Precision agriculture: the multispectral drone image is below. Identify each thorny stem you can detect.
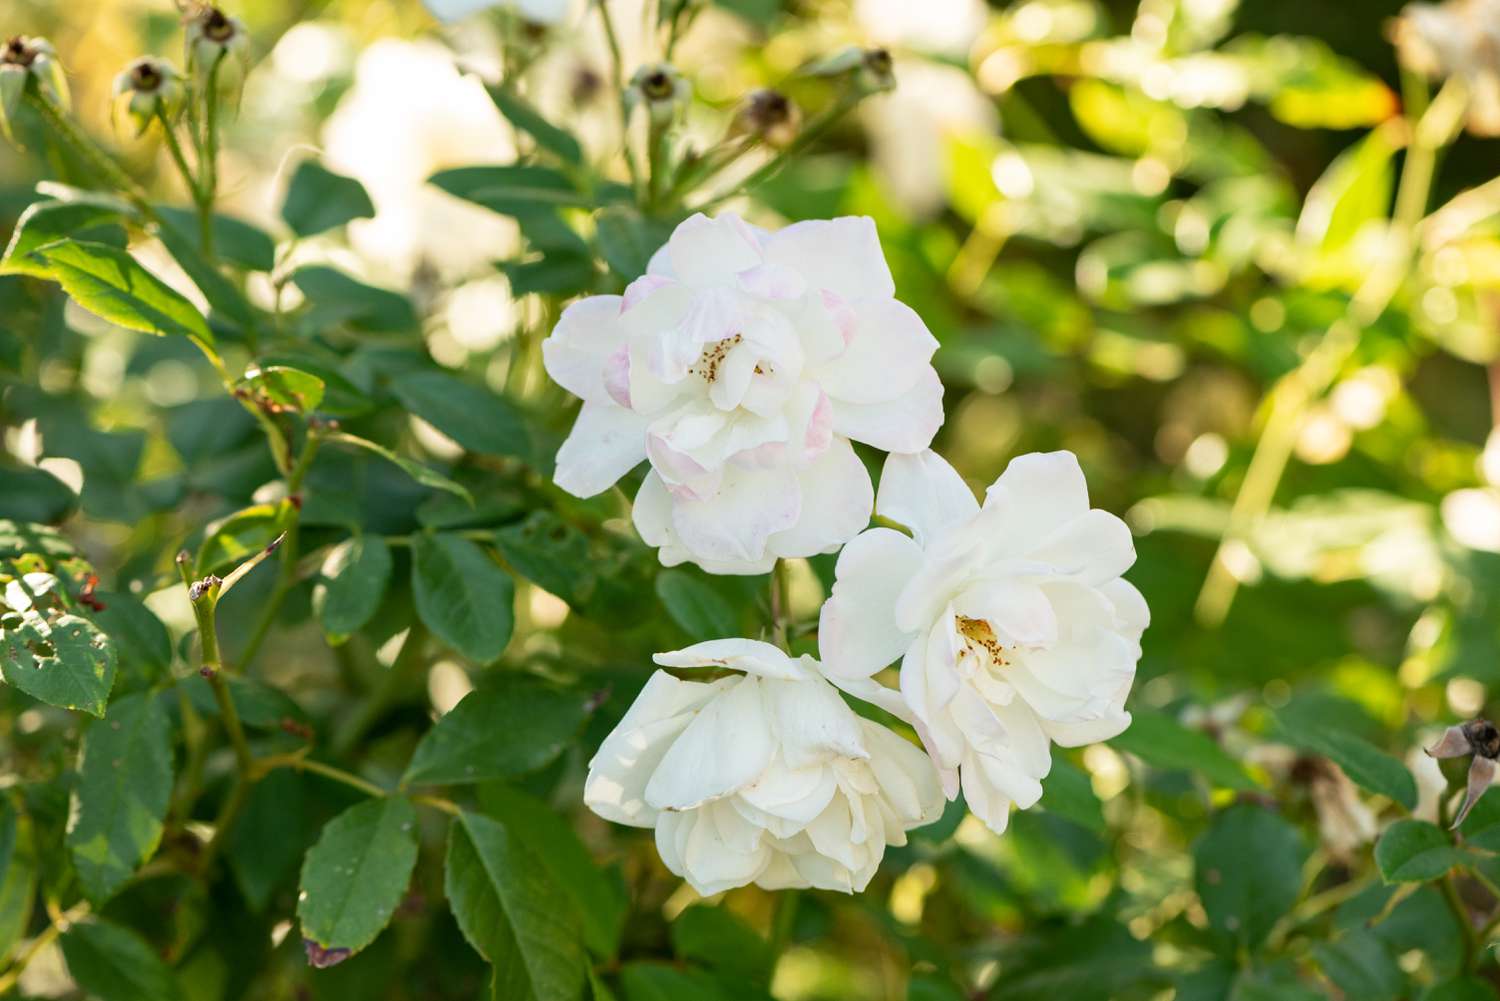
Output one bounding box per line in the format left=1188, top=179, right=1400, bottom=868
left=26, top=89, right=151, bottom=213
left=769, top=559, right=790, bottom=651
left=239, top=428, right=323, bottom=671
left=1442, top=873, right=1480, bottom=970
left=595, top=0, right=641, bottom=196
left=697, top=93, right=859, bottom=210
left=157, top=111, right=200, bottom=201
left=198, top=53, right=225, bottom=260
left=769, top=887, right=800, bottom=961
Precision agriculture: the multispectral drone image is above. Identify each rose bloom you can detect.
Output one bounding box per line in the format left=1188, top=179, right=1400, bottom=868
left=818, top=450, right=1148, bottom=834
left=542, top=212, right=943, bottom=574
left=1392, top=0, right=1500, bottom=135
left=583, top=639, right=944, bottom=895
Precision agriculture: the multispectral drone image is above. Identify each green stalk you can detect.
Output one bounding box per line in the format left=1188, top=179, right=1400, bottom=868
left=696, top=93, right=859, bottom=210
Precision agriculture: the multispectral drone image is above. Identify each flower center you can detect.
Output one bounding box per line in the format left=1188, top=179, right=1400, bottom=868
left=687, top=334, right=742, bottom=384
left=956, top=615, right=1007, bottom=666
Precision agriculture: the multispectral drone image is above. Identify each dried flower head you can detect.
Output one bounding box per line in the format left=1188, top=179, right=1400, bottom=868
left=112, top=57, right=186, bottom=135
left=1426, top=717, right=1500, bottom=827
left=1390, top=0, right=1500, bottom=135
left=627, top=62, right=690, bottom=125
left=0, top=35, right=69, bottom=141
left=184, top=5, right=251, bottom=88
left=807, top=45, right=898, bottom=95
left=732, top=88, right=801, bottom=148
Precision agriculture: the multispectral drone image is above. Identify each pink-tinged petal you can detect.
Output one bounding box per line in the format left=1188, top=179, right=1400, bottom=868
left=620, top=273, right=674, bottom=312
left=541, top=294, right=627, bottom=403
left=553, top=401, right=649, bottom=498
left=803, top=390, right=833, bottom=458
left=762, top=216, right=896, bottom=301
left=644, top=675, right=773, bottom=810
left=737, top=262, right=806, bottom=300
left=765, top=437, right=873, bottom=559
left=832, top=366, right=944, bottom=455
left=818, top=527, right=924, bottom=679
left=875, top=449, right=978, bottom=547
left=817, top=299, right=938, bottom=406
left=668, top=213, right=764, bottom=288
left=653, top=639, right=811, bottom=680
left=603, top=346, right=632, bottom=408
left=669, top=462, right=802, bottom=566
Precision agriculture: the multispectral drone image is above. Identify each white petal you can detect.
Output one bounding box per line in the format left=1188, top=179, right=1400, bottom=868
left=817, top=299, right=937, bottom=405
left=669, top=462, right=802, bottom=566
left=584, top=672, right=728, bottom=826
left=662, top=804, right=770, bottom=896
left=818, top=527, right=924, bottom=679
left=762, top=676, right=868, bottom=769
left=668, top=213, right=764, bottom=288
left=951, top=579, right=1058, bottom=648
left=831, top=365, right=944, bottom=455
left=542, top=295, right=625, bottom=403
left=511, top=0, right=573, bottom=24
left=653, top=639, right=811, bottom=679
left=1028, top=509, right=1136, bottom=585
left=422, top=0, right=496, bottom=21
left=738, top=761, right=838, bottom=827
left=876, top=449, right=978, bottom=547
left=645, top=676, right=774, bottom=811
left=978, top=451, right=1091, bottom=551
left=861, top=720, right=944, bottom=826
left=762, top=216, right=895, bottom=301
left=553, top=400, right=649, bottom=498
left=1100, top=578, right=1150, bottom=639
left=766, top=437, right=874, bottom=559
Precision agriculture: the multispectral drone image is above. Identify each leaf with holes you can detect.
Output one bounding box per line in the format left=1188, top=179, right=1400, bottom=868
left=0, top=611, right=116, bottom=717
left=297, top=796, right=419, bottom=965
left=66, top=692, right=173, bottom=902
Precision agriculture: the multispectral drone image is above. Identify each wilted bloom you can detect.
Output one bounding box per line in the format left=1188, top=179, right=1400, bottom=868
left=808, top=46, right=897, bottom=95
left=583, top=639, right=944, bottom=895
left=541, top=212, right=944, bottom=574
left=112, top=58, right=186, bottom=135
left=1426, top=717, right=1500, bottom=827
left=731, top=89, right=801, bottom=148
left=819, top=449, right=1147, bottom=834
left=422, top=0, right=574, bottom=25
left=1391, top=0, right=1500, bottom=135
left=185, top=6, right=251, bottom=88
left=628, top=63, right=691, bottom=126
left=1, top=36, right=68, bottom=141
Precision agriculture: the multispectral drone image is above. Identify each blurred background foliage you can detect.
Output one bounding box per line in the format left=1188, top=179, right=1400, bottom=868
left=6, top=0, right=1500, bottom=998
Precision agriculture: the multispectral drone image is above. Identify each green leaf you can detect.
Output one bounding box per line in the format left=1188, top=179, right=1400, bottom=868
left=195, top=502, right=290, bottom=576
left=410, top=533, right=515, bottom=663
left=478, top=784, right=626, bottom=957
left=671, top=905, right=772, bottom=984
left=153, top=212, right=259, bottom=333
left=59, top=918, right=184, bottom=1001
left=1422, top=977, right=1500, bottom=1001
left=620, top=963, right=734, bottom=1001
left=1458, top=789, right=1500, bottom=850
left=281, top=160, right=376, bottom=237
left=297, top=796, right=419, bottom=962
left=291, top=266, right=416, bottom=333
left=1311, top=930, right=1404, bottom=1001
left=238, top=364, right=325, bottom=414
left=445, top=810, right=587, bottom=1001
left=0, top=611, right=116, bottom=717
left=324, top=431, right=473, bottom=503
left=908, top=974, right=967, bottom=1001
left=0, top=197, right=127, bottom=277
left=92, top=591, right=171, bottom=687
left=228, top=768, right=314, bottom=912
left=391, top=369, right=531, bottom=462
left=1037, top=756, right=1106, bottom=834
left=1110, top=709, right=1259, bottom=790
left=404, top=675, right=587, bottom=785
left=595, top=207, right=673, bottom=281
left=0, top=798, right=36, bottom=961
left=1295, top=124, right=1399, bottom=271
left=486, top=85, right=584, bottom=166
left=429, top=165, right=587, bottom=216
left=1193, top=804, right=1305, bottom=949
left=153, top=206, right=276, bottom=271
left=495, top=511, right=592, bottom=605
left=313, top=536, right=393, bottom=643
left=0, top=464, right=78, bottom=523
left=655, top=569, right=738, bottom=641
left=182, top=674, right=309, bottom=730
left=1375, top=820, right=1465, bottom=883
left=502, top=253, right=597, bottom=296
left=66, top=692, right=173, bottom=903
left=23, top=240, right=214, bottom=347
left=1276, top=716, right=1417, bottom=809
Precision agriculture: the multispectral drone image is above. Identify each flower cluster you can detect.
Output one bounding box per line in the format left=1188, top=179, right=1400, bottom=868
left=560, top=212, right=1148, bottom=894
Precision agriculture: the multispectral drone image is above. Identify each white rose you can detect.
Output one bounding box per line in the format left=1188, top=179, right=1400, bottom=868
left=542, top=212, right=944, bottom=574
left=818, top=449, right=1148, bottom=834
left=583, top=639, right=944, bottom=895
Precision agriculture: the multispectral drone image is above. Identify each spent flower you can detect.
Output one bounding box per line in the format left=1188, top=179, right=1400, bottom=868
left=731, top=88, right=801, bottom=148
left=819, top=449, right=1147, bottom=834
left=1391, top=0, right=1500, bottom=135
left=583, top=639, right=944, bottom=895
left=628, top=63, right=692, bottom=126
left=1, top=36, right=68, bottom=141
left=185, top=5, right=251, bottom=89
left=541, top=212, right=944, bottom=574
left=1426, top=717, right=1500, bottom=827
left=112, top=58, right=186, bottom=135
